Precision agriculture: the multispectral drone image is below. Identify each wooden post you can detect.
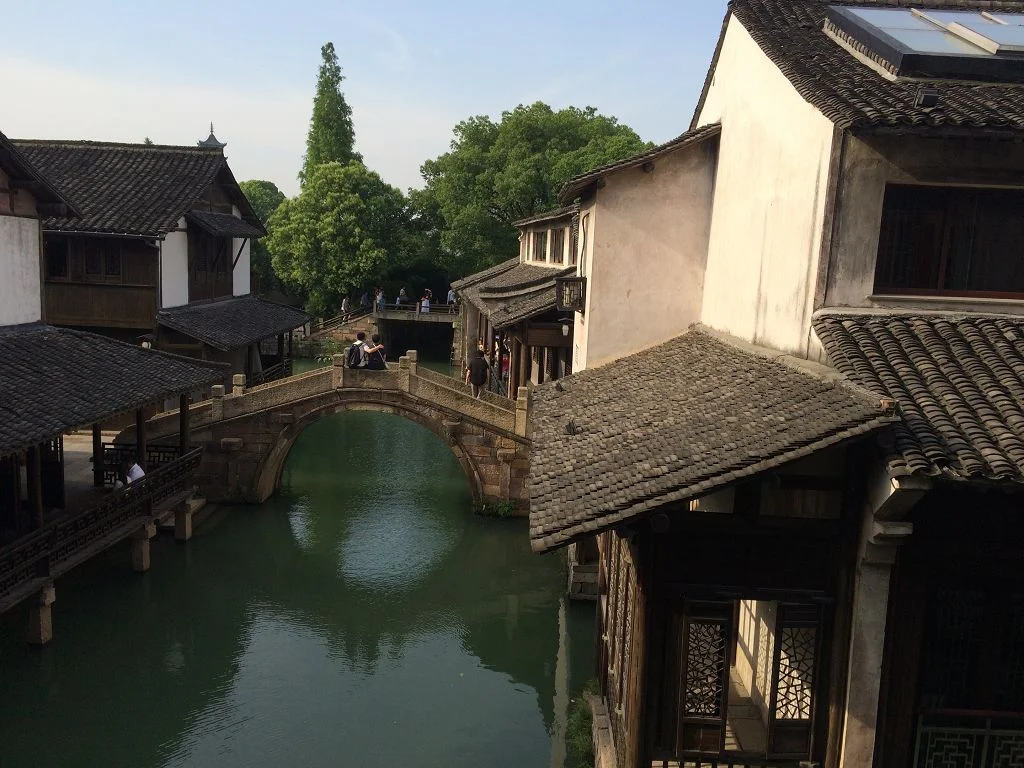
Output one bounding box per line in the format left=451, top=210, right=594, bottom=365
left=27, top=445, right=43, bottom=529
left=288, top=330, right=293, bottom=357
left=92, top=423, right=104, bottom=487
left=26, top=583, right=56, bottom=646
left=178, top=394, right=190, bottom=454
left=519, top=342, right=530, bottom=392
left=277, top=333, right=284, bottom=364
left=135, top=408, right=147, bottom=471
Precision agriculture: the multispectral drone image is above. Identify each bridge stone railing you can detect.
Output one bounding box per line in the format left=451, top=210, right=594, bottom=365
left=134, top=351, right=526, bottom=441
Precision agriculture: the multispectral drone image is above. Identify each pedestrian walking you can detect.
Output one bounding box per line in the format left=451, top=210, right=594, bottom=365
left=465, top=348, right=489, bottom=398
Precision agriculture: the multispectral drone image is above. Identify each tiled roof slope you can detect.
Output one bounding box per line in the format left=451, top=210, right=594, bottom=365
left=528, top=328, right=894, bottom=552
left=708, top=0, right=1024, bottom=134
left=186, top=210, right=264, bottom=238
left=0, top=131, right=73, bottom=207
left=814, top=310, right=1024, bottom=484
left=559, top=124, right=721, bottom=204
left=11, top=140, right=228, bottom=236
left=157, top=295, right=310, bottom=351
left=451, top=258, right=519, bottom=292
left=0, top=324, right=226, bottom=458
left=462, top=262, right=575, bottom=329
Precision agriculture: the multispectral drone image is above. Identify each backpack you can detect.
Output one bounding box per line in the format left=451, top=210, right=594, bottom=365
left=346, top=342, right=363, bottom=368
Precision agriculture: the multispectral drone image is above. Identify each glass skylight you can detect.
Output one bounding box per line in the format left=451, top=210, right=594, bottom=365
left=826, top=6, right=1024, bottom=81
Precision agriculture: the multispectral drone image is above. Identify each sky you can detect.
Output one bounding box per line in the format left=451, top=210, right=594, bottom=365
left=0, top=0, right=729, bottom=197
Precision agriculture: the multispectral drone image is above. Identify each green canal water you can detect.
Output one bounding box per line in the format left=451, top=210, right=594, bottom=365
left=0, top=409, right=595, bottom=767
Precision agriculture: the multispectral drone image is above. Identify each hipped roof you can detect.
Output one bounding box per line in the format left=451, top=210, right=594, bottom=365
left=157, top=295, right=310, bottom=352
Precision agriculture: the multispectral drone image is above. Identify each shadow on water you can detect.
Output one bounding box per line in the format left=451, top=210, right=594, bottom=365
left=0, top=410, right=594, bottom=768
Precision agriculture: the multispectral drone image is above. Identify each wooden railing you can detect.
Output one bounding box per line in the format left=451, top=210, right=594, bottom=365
left=250, top=357, right=293, bottom=386
left=0, top=448, right=203, bottom=614
left=376, top=302, right=459, bottom=315
left=650, top=755, right=807, bottom=767
left=101, top=443, right=182, bottom=487
left=913, top=709, right=1024, bottom=768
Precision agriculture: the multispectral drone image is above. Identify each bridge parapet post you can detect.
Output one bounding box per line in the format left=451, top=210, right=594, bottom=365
left=515, top=386, right=530, bottom=438
left=231, top=374, right=246, bottom=397
left=210, top=385, right=225, bottom=421
left=406, top=349, right=418, bottom=376
left=332, top=354, right=345, bottom=388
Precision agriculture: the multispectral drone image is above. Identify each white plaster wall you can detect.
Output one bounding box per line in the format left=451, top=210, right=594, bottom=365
left=161, top=217, right=189, bottom=309
left=696, top=17, right=837, bottom=355
left=572, top=199, right=598, bottom=371
left=232, top=205, right=252, bottom=296
left=0, top=216, right=42, bottom=325
left=575, top=142, right=717, bottom=370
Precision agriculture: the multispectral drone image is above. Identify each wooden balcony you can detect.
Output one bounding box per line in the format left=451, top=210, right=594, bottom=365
left=44, top=281, right=157, bottom=329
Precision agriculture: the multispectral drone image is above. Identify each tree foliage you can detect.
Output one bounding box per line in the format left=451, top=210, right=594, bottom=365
left=239, top=180, right=286, bottom=292
left=267, top=162, right=406, bottom=315
left=300, top=42, right=360, bottom=185
left=419, top=102, right=650, bottom=274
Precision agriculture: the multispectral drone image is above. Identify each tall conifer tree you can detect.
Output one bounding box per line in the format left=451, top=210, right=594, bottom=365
left=300, top=42, right=360, bottom=184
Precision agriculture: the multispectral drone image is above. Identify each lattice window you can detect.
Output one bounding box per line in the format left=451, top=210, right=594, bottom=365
left=617, top=562, right=632, bottom=710
left=919, top=589, right=986, bottom=709
left=775, top=625, right=816, bottom=720
left=683, top=622, right=726, bottom=717
left=998, top=594, right=1024, bottom=710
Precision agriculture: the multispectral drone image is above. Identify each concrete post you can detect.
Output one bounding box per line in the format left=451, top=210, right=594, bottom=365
left=838, top=510, right=913, bottom=768
left=231, top=374, right=246, bottom=397
left=407, top=349, right=418, bottom=376
left=332, top=354, right=345, bottom=388
left=26, top=582, right=55, bottom=646
left=515, top=386, right=530, bottom=438
left=175, top=505, right=193, bottom=542
left=131, top=522, right=157, bottom=572
left=210, top=385, right=225, bottom=421
left=398, top=355, right=411, bottom=393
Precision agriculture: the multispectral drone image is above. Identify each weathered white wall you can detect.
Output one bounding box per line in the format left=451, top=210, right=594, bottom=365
left=161, top=217, right=189, bottom=308
left=825, top=133, right=1024, bottom=314
left=695, top=17, right=837, bottom=356
left=575, top=141, right=717, bottom=370
left=0, top=215, right=42, bottom=325
left=232, top=207, right=251, bottom=296
left=572, top=199, right=598, bottom=371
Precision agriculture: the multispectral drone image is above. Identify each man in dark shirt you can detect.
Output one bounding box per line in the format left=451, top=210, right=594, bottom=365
left=465, top=349, right=490, bottom=398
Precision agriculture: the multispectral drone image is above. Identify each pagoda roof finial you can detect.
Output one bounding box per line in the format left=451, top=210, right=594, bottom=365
left=198, top=122, right=226, bottom=149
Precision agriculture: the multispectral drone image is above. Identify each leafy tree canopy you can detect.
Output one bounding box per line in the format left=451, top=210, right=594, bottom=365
left=300, top=42, right=360, bottom=185
left=239, top=180, right=287, bottom=292
left=267, top=162, right=406, bottom=315
left=419, top=102, right=650, bottom=275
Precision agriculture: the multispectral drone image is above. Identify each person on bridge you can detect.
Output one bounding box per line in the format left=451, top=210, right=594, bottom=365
left=465, top=348, right=489, bottom=398
left=398, top=287, right=408, bottom=305
left=366, top=333, right=387, bottom=370
left=341, top=296, right=351, bottom=321
left=420, top=290, right=431, bottom=314
left=446, top=288, right=456, bottom=305
left=348, top=331, right=384, bottom=368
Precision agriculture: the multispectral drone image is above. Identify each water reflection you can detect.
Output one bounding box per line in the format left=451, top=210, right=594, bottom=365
left=0, top=410, right=594, bottom=768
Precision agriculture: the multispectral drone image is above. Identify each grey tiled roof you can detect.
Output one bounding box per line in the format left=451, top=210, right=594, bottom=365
left=0, top=131, right=74, bottom=208
left=461, top=262, right=575, bottom=329
left=157, top=295, right=310, bottom=351
left=450, top=258, right=518, bottom=292
left=512, top=205, right=577, bottom=228
left=528, top=328, right=894, bottom=552
left=186, top=210, right=265, bottom=238
left=814, top=310, right=1024, bottom=484
left=0, top=324, right=226, bottom=458
left=706, top=1, right=1024, bottom=136
left=11, top=140, right=261, bottom=236
left=559, top=124, right=721, bottom=204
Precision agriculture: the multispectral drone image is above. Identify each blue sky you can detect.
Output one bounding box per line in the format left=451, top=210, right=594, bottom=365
left=1, top=0, right=729, bottom=196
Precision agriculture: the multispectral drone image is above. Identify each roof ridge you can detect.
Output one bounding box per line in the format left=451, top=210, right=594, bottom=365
left=813, top=307, right=1024, bottom=322
left=12, top=138, right=223, bottom=154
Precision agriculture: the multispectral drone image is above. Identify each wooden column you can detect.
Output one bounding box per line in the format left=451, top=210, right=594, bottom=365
left=135, top=408, right=147, bottom=471
left=509, top=339, right=521, bottom=396
left=26, top=445, right=43, bottom=529
left=277, top=333, right=284, bottom=363
left=519, top=342, right=530, bottom=390
left=288, top=330, right=293, bottom=357
left=178, top=394, right=190, bottom=454
left=92, top=423, right=104, bottom=487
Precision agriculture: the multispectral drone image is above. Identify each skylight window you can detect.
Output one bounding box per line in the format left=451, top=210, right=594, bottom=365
left=826, top=6, right=1024, bottom=81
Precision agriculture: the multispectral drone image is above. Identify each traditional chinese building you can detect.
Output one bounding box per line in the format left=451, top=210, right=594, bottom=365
left=12, top=134, right=307, bottom=386
left=528, top=2, right=1024, bottom=767
left=0, top=129, right=228, bottom=643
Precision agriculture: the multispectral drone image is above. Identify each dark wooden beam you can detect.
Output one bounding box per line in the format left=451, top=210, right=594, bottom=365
left=135, top=408, right=147, bottom=471
left=92, top=424, right=104, bottom=487
left=178, top=395, right=191, bottom=454
left=27, top=446, right=43, bottom=529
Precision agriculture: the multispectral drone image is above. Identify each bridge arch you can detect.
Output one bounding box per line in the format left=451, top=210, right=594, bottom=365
left=254, top=396, right=485, bottom=506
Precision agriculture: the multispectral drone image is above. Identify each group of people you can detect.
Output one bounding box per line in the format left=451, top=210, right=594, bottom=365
left=340, top=287, right=459, bottom=318
left=112, top=458, right=145, bottom=491
left=346, top=331, right=388, bottom=369
left=464, top=338, right=510, bottom=398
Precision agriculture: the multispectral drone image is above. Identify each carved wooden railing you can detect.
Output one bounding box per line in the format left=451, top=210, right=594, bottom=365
left=101, top=443, right=182, bottom=487
left=0, top=447, right=203, bottom=614
left=913, top=710, right=1024, bottom=768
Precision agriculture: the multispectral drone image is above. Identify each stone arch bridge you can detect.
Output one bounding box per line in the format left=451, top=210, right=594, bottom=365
left=131, top=353, right=531, bottom=510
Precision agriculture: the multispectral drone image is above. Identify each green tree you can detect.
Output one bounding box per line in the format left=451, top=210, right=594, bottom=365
left=239, top=180, right=287, bottom=292
left=300, top=42, right=361, bottom=185
left=267, top=162, right=406, bottom=315
left=419, top=102, right=650, bottom=275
